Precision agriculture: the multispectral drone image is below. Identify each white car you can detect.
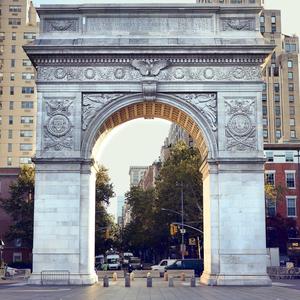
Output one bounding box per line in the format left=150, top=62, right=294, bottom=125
left=151, top=259, right=177, bottom=273
left=5, top=266, right=17, bottom=277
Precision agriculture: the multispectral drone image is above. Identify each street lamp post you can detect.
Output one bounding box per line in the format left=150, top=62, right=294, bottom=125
left=0, top=239, right=5, bottom=268
left=180, top=183, right=185, bottom=260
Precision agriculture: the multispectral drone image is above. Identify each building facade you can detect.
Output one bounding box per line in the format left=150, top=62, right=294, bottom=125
left=0, top=0, right=38, bottom=264
left=260, top=9, right=300, bottom=143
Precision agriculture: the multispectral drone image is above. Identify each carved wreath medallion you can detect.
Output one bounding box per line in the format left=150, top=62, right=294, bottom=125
left=46, top=114, right=71, bottom=137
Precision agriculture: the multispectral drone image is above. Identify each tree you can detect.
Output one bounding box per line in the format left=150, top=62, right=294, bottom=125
left=0, top=166, right=35, bottom=247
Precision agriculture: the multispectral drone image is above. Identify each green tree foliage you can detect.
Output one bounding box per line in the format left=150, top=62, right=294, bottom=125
left=0, top=166, right=35, bottom=247
left=122, top=141, right=203, bottom=261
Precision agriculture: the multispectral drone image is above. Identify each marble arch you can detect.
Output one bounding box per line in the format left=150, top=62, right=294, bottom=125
left=24, top=2, right=274, bottom=285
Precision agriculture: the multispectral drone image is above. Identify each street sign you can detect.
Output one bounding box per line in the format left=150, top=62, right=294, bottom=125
left=180, top=229, right=186, bottom=234
left=189, top=238, right=196, bottom=245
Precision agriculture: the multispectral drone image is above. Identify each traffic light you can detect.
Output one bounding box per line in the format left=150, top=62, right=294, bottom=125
left=170, top=224, right=178, bottom=236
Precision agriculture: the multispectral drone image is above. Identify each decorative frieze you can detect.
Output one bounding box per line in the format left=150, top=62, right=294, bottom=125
left=38, top=66, right=261, bottom=82
left=225, top=98, right=257, bottom=151
left=175, top=93, right=217, bottom=131
left=131, top=59, right=169, bottom=77
left=43, top=99, right=74, bottom=151
left=221, top=18, right=256, bottom=31
left=44, top=19, right=79, bottom=32
left=82, top=94, right=124, bottom=130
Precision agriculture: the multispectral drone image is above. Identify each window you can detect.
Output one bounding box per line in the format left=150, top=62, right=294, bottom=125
left=290, top=130, right=296, bottom=138
left=22, top=59, right=32, bottom=67
left=0, top=87, right=2, bottom=95
left=0, top=32, right=4, bottom=41
left=11, top=59, right=15, bottom=68
left=21, top=101, right=34, bottom=109
left=0, top=116, right=2, bottom=124
left=20, top=143, right=32, bottom=151
left=8, top=18, right=21, bottom=26
left=271, top=16, right=276, bottom=23
left=262, top=82, right=267, bottom=91
left=274, top=83, right=280, bottom=93
left=274, top=95, right=280, bottom=102
left=20, top=130, right=33, bottom=137
left=286, top=172, right=295, bottom=188
left=265, top=172, right=275, bottom=185
left=9, top=101, right=14, bottom=110
left=290, top=106, right=295, bottom=115
left=9, top=5, right=22, bottom=13
left=9, top=116, right=13, bottom=125
left=288, top=72, right=293, bottom=80
left=275, top=118, right=281, bottom=127
left=286, top=152, right=294, bottom=162
left=276, top=130, right=281, bottom=139
left=22, top=87, right=34, bottom=94
left=22, top=73, right=35, bottom=80
left=11, top=45, right=16, bottom=53
left=8, top=129, right=13, bottom=139
left=10, top=87, right=14, bottom=95
left=0, top=101, right=2, bottom=110
left=12, top=252, right=22, bottom=263
left=8, top=143, right=12, bottom=152
left=289, top=83, right=294, bottom=92
left=263, top=106, right=267, bottom=115
left=10, top=73, right=15, bottom=81
left=271, top=24, right=276, bottom=33
left=286, top=43, right=297, bottom=53
left=287, top=197, right=297, bottom=217
left=23, top=32, right=36, bottom=40
left=20, top=116, right=33, bottom=124
left=289, top=95, right=294, bottom=102
left=12, top=32, right=16, bottom=40
left=263, top=118, right=268, bottom=126
left=288, top=60, right=293, bottom=68
left=275, top=106, right=280, bottom=116
left=266, top=199, right=276, bottom=217
left=262, top=94, right=267, bottom=101
left=260, top=15, right=265, bottom=23
left=290, top=118, right=295, bottom=126
left=19, top=157, right=32, bottom=164
left=263, top=129, right=268, bottom=138
left=7, top=157, right=12, bottom=166
left=260, top=25, right=265, bottom=33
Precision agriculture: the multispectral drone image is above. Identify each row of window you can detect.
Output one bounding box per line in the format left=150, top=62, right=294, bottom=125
left=265, top=171, right=296, bottom=188
left=0, top=86, right=35, bottom=95
left=262, top=82, right=295, bottom=93
left=266, top=197, right=297, bottom=218
left=262, top=118, right=296, bottom=127
left=0, top=101, right=34, bottom=110
left=265, top=151, right=296, bottom=162
left=6, top=59, right=32, bottom=68
left=0, top=73, right=35, bottom=81
left=0, top=129, right=33, bottom=139
left=263, top=129, right=296, bottom=139
left=7, top=143, right=33, bottom=152
left=6, top=156, right=32, bottom=166
left=262, top=94, right=295, bottom=102
left=0, top=116, right=34, bottom=125
left=0, top=32, right=36, bottom=41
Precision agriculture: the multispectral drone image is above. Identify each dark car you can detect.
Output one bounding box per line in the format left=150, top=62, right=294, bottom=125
left=128, top=257, right=143, bottom=272
left=165, top=259, right=204, bottom=276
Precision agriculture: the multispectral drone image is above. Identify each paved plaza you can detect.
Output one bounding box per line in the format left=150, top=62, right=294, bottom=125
left=0, top=278, right=300, bottom=300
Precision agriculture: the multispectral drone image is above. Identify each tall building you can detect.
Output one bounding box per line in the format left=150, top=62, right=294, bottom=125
left=0, top=0, right=38, bottom=169
left=0, top=0, right=38, bottom=264
left=128, top=166, right=147, bottom=187
left=260, top=9, right=300, bottom=143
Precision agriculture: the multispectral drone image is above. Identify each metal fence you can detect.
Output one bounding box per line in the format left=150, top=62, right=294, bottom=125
left=267, top=267, right=300, bottom=279
left=41, top=270, right=70, bottom=285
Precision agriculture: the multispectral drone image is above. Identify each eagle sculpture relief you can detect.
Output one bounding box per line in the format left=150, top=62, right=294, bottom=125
left=131, top=59, right=169, bottom=76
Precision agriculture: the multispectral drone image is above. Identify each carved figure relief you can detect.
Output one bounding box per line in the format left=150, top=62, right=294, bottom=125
left=221, top=18, right=255, bottom=31
left=131, top=59, right=169, bottom=76
left=45, top=19, right=78, bottom=32
left=44, top=99, right=73, bottom=151
left=175, top=93, right=217, bottom=131
left=225, top=98, right=257, bottom=151
left=82, top=94, right=124, bottom=130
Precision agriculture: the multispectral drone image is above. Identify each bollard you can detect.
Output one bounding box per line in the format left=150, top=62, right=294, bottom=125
left=163, top=272, right=168, bottom=281
left=181, top=272, right=186, bottom=281
left=125, top=273, right=130, bottom=287
left=112, top=272, right=118, bottom=281
left=147, top=275, right=152, bottom=287
left=130, top=272, right=135, bottom=281
left=103, top=275, right=109, bottom=287
left=168, top=276, right=174, bottom=287
left=190, top=276, right=196, bottom=287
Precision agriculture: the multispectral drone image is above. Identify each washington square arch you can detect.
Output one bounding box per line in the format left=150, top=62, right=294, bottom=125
left=24, top=1, right=275, bottom=286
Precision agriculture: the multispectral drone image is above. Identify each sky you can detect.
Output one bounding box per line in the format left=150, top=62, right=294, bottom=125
left=32, top=0, right=300, bottom=218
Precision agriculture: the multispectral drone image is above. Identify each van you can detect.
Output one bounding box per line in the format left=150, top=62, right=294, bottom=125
left=151, top=259, right=177, bottom=275
left=165, top=259, right=204, bottom=276
left=106, top=254, right=121, bottom=270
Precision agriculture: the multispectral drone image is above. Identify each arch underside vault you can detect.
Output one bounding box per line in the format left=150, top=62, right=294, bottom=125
left=93, top=101, right=208, bottom=160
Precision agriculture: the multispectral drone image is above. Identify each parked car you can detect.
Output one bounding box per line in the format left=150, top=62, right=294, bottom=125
left=106, top=254, right=121, bottom=270
left=5, top=265, right=17, bottom=277
left=151, top=259, right=177, bottom=275
left=128, top=257, right=143, bottom=272
left=122, top=252, right=134, bottom=267
left=165, top=259, right=204, bottom=276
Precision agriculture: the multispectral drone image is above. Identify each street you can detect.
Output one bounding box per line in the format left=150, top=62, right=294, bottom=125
left=0, top=278, right=300, bottom=300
